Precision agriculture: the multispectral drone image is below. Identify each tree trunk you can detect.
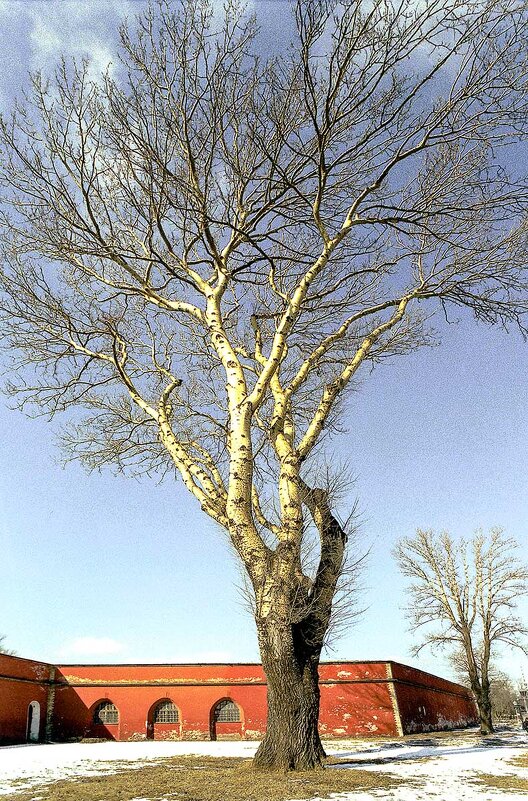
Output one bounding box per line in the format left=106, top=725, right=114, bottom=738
left=476, top=687, right=494, bottom=735
left=470, top=683, right=494, bottom=735
left=253, top=619, right=326, bottom=771
left=463, top=641, right=494, bottom=735
left=479, top=649, right=494, bottom=735
left=250, top=485, right=347, bottom=771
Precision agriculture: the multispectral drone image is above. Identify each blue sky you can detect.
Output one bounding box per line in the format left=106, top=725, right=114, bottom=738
left=0, top=1, right=527, bottom=685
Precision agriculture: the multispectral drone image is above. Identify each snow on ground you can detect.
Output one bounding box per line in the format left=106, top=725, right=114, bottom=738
left=1, top=729, right=528, bottom=800
left=326, top=730, right=528, bottom=800
left=0, top=740, right=258, bottom=794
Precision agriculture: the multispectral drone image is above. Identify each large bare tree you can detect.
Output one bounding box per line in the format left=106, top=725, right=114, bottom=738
left=0, top=0, right=528, bottom=769
left=395, top=529, right=528, bottom=734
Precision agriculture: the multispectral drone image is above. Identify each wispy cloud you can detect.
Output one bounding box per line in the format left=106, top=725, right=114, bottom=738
left=0, top=1, right=138, bottom=109
left=30, top=17, right=62, bottom=60
left=27, top=3, right=132, bottom=77
left=174, top=650, right=237, bottom=663
left=58, top=636, right=126, bottom=659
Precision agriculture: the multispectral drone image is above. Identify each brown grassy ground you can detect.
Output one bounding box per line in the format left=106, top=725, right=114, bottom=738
left=471, top=751, right=528, bottom=794
left=511, top=754, right=528, bottom=769
left=11, top=755, right=407, bottom=801
left=472, top=774, right=528, bottom=793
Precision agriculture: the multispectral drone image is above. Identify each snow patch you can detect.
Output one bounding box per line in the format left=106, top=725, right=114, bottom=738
left=1, top=730, right=528, bottom=799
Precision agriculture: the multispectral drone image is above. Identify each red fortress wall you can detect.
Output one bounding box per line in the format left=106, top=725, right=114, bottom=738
left=52, top=663, right=270, bottom=742
left=390, top=661, right=478, bottom=734
left=0, top=655, right=477, bottom=744
left=0, top=654, right=54, bottom=745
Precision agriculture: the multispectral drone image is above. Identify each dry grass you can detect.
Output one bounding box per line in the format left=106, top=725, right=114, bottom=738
left=11, top=755, right=407, bottom=801
left=472, top=773, right=528, bottom=793
left=471, top=752, right=528, bottom=795
left=510, top=753, right=528, bottom=769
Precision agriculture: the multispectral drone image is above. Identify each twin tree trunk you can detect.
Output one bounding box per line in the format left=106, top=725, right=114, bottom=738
left=472, top=682, right=494, bottom=735
left=253, top=617, right=326, bottom=771
left=464, top=641, right=494, bottom=735
left=248, top=498, right=347, bottom=771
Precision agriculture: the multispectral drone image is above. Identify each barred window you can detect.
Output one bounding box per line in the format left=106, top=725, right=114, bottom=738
left=93, top=701, right=119, bottom=725
left=153, top=701, right=179, bottom=724
left=213, top=699, right=240, bottom=722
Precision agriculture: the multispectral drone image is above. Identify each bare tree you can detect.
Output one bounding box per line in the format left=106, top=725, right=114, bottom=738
left=394, top=529, right=528, bottom=734
left=0, top=636, right=15, bottom=656
left=451, top=653, right=520, bottom=723
left=0, top=0, right=527, bottom=769
left=489, top=672, right=518, bottom=723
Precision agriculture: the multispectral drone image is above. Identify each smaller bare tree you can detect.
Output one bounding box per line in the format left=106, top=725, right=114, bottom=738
left=451, top=653, right=519, bottom=723
left=394, top=528, right=528, bottom=734
left=489, top=672, right=518, bottom=723
left=0, top=636, right=15, bottom=655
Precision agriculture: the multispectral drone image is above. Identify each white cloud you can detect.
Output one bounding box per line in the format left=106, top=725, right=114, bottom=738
left=26, top=1, right=137, bottom=74
left=30, top=18, right=62, bottom=59
left=58, top=636, right=126, bottom=658
left=176, top=650, right=236, bottom=663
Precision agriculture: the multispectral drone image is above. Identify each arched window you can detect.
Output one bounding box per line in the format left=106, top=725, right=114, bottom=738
left=213, top=699, right=240, bottom=722
left=153, top=701, right=179, bottom=724
left=93, top=701, right=119, bottom=725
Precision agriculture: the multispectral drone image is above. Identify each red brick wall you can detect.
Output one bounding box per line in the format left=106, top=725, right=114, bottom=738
left=0, top=656, right=478, bottom=744
left=0, top=654, right=52, bottom=744
left=53, top=664, right=269, bottom=741
left=53, top=677, right=268, bottom=741
left=390, top=661, right=478, bottom=733
left=319, top=662, right=399, bottom=737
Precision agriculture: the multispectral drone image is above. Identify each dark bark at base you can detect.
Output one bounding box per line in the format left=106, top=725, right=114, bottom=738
left=477, top=700, right=494, bottom=735
left=251, top=483, right=348, bottom=771
left=473, top=686, right=494, bottom=734
left=253, top=623, right=326, bottom=771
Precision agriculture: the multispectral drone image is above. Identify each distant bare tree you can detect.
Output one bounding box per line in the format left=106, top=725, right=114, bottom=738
left=489, top=672, right=518, bottom=722
left=395, top=529, right=528, bottom=734
left=1, top=0, right=528, bottom=769
left=450, top=653, right=519, bottom=723
left=0, top=636, right=16, bottom=656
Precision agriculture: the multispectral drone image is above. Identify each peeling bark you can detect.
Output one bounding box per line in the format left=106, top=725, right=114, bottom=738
left=254, top=617, right=326, bottom=771
left=248, top=492, right=348, bottom=771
